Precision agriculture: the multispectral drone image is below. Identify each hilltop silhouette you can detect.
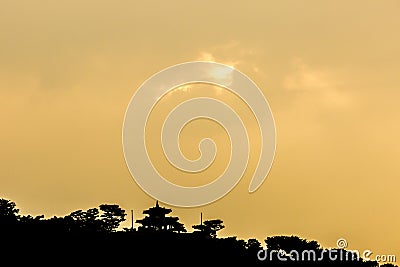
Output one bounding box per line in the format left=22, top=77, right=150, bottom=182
left=0, top=197, right=397, bottom=266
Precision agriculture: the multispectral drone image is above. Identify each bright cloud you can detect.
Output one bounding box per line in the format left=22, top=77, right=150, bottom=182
left=195, top=41, right=256, bottom=70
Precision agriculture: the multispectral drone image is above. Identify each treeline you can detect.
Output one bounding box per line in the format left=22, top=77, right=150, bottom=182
left=0, top=198, right=396, bottom=267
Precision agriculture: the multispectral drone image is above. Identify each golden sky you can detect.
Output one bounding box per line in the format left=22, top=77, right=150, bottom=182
left=1, top=0, right=399, bottom=262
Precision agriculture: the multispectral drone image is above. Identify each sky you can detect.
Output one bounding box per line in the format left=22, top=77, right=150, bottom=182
left=1, top=0, right=399, bottom=263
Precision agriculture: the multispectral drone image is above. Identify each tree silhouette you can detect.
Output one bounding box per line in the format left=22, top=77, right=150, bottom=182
left=67, top=208, right=102, bottom=232
left=192, top=219, right=225, bottom=238
left=166, top=217, right=186, bottom=233
left=0, top=198, right=19, bottom=227
left=62, top=205, right=126, bottom=233
left=0, top=196, right=397, bottom=267
left=246, top=238, right=262, bottom=251
left=99, top=204, right=126, bottom=232
left=18, top=214, right=45, bottom=231
left=265, top=235, right=320, bottom=252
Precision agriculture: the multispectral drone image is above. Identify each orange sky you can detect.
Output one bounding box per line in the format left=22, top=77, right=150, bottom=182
left=1, top=0, right=399, bottom=263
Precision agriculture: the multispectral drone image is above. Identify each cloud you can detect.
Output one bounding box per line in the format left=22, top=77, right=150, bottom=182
left=284, top=60, right=331, bottom=91
left=194, top=41, right=263, bottom=88
left=195, top=41, right=256, bottom=70
left=197, top=52, right=217, bottom=62
left=283, top=58, right=352, bottom=109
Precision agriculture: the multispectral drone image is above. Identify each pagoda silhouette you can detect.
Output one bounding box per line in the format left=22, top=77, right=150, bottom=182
left=135, top=201, right=186, bottom=233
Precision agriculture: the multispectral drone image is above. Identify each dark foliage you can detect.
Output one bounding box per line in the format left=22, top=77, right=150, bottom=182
left=0, top=198, right=396, bottom=267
